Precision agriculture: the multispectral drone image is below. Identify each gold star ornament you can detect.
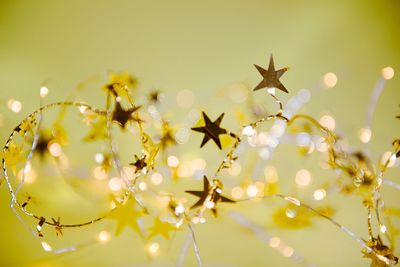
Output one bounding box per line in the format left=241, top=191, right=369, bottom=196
left=108, top=197, right=145, bottom=237
left=185, top=176, right=235, bottom=216
left=130, top=154, right=147, bottom=173
left=112, top=101, right=141, bottom=128
left=191, top=112, right=227, bottom=150
left=51, top=217, right=63, bottom=236
left=254, top=54, right=289, bottom=93
left=147, top=218, right=178, bottom=240
left=362, top=236, right=398, bottom=267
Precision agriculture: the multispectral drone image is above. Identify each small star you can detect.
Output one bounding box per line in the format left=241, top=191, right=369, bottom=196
left=159, top=121, right=176, bottom=150
left=191, top=112, right=227, bottom=150
left=254, top=54, right=289, bottom=93
left=18, top=118, right=36, bottom=136
left=112, top=101, right=141, bottom=128
left=148, top=90, right=161, bottom=104
left=108, top=197, right=144, bottom=237
left=130, top=155, right=147, bottom=173
left=185, top=176, right=235, bottom=216
left=51, top=217, right=63, bottom=236
left=147, top=218, right=177, bottom=240
left=35, top=132, right=52, bottom=158
left=2, top=142, right=25, bottom=175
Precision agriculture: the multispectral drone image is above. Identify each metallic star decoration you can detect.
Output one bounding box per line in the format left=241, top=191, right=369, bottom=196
left=159, top=121, right=176, bottom=151
left=148, top=90, right=161, bottom=104
left=185, top=176, right=235, bottom=216
left=147, top=218, right=177, bottom=240
left=130, top=154, right=147, bottom=173
left=112, top=101, right=141, bottom=128
left=191, top=112, right=227, bottom=150
left=254, top=54, right=289, bottom=93
left=108, top=198, right=144, bottom=237
left=2, top=142, right=25, bottom=175
left=51, top=217, right=63, bottom=236
left=17, top=118, right=36, bottom=136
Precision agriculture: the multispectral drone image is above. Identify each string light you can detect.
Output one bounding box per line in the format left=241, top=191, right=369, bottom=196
left=359, top=128, right=372, bottom=143
left=282, top=246, right=294, bottom=258
left=147, top=242, right=160, bottom=256
left=242, top=125, right=256, bottom=136
left=175, top=203, right=185, bottom=215
left=285, top=208, right=297, bottom=218
left=48, top=142, right=62, bottom=157
left=95, top=153, right=104, bottom=163
left=295, top=169, right=312, bottom=187
left=379, top=224, right=387, bottom=234
left=151, top=172, right=163, bottom=185
left=246, top=185, right=258, bottom=197
left=7, top=99, right=22, bottom=113
left=381, top=67, right=394, bottom=80
left=167, top=155, right=179, bottom=167
left=313, top=189, right=326, bottom=201
left=319, top=114, right=336, bottom=131
left=108, top=177, right=123, bottom=191
left=40, top=86, right=49, bottom=98
left=269, top=237, right=281, bottom=248
left=138, top=181, right=147, bottom=191
left=41, top=241, right=53, bottom=252
left=93, top=166, right=107, bottom=180
left=323, top=72, right=338, bottom=88
left=97, top=231, right=111, bottom=243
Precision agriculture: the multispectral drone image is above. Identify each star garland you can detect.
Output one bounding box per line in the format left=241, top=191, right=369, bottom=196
left=0, top=57, right=399, bottom=267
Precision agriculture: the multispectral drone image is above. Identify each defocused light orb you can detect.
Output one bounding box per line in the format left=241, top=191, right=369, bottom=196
left=359, top=128, right=372, bottom=143
left=319, top=115, right=335, bottom=131
left=323, top=72, right=338, bottom=88
left=295, top=169, right=312, bottom=186
left=381, top=66, right=394, bottom=80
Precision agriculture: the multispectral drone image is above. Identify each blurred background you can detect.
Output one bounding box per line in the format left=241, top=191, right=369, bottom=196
left=0, top=0, right=400, bottom=266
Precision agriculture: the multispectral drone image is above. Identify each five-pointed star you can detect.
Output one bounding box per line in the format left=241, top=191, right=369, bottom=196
left=130, top=155, right=147, bottom=173
left=185, top=176, right=235, bottom=216
left=17, top=118, right=36, bottom=136
left=2, top=142, right=25, bottom=176
left=147, top=218, right=177, bottom=240
left=254, top=54, right=289, bottom=93
left=148, top=90, right=161, bottom=104
left=51, top=217, right=63, bottom=236
left=191, top=112, right=227, bottom=150
left=112, top=101, right=141, bottom=128
left=108, top=198, right=144, bottom=237
left=159, top=121, right=176, bottom=150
